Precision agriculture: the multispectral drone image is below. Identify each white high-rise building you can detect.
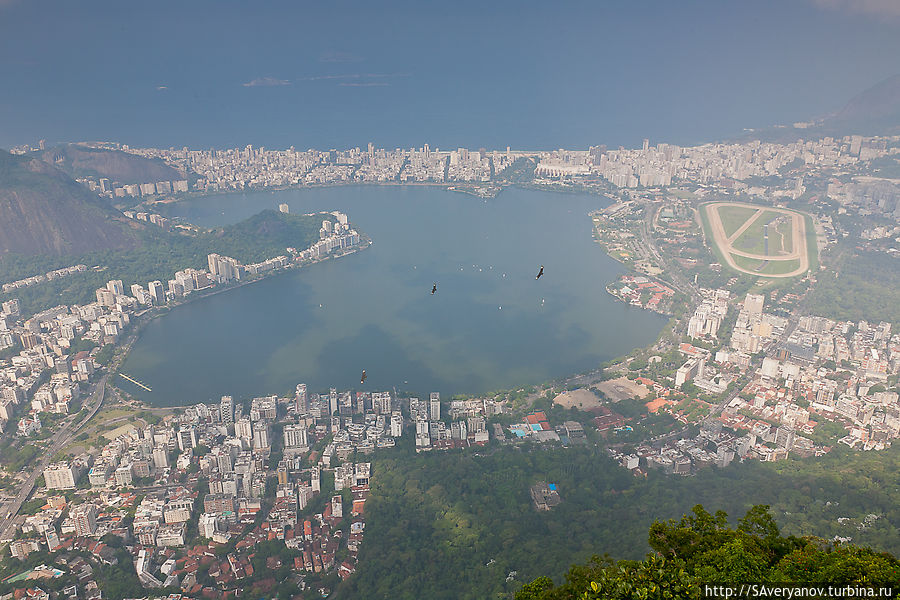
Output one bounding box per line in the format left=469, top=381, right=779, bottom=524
left=177, top=426, right=197, bottom=451
left=208, top=253, right=221, bottom=277
left=744, top=293, right=765, bottom=316
left=252, top=421, right=270, bottom=449
left=235, top=417, right=252, bottom=441
left=214, top=449, right=232, bottom=473
left=152, top=446, right=169, bottom=470
left=208, top=253, right=239, bottom=282
left=1, top=299, right=20, bottom=317
left=310, top=466, right=320, bottom=493
left=96, top=289, right=116, bottom=307
left=429, top=392, right=441, bottom=421
left=298, top=484, right=314, bottom=510
left=114, top=464, right=133, bottom=487
left=390, top=413, right=403, bottom=437
left=295, top=384, right=307, bottom=414
left=106, top=280, right=124, bottom=295
left=44, top=463, right=80, bottom=490
left=131, top=284, right=150, bottom=304
left=199, top=513, right=218, bottom=539
left=220, top=396, right=234, bottom=426
left=175, top=271, right=195, bottom=293
left=72, top=504, right=98, bottom=537
left=372, top=391, right=391, bottom=414
left=284, top=424, right=308, bottom=448
left=148, top=281, right=165, bottom=304
left=329, top=388, right=338, bottom=416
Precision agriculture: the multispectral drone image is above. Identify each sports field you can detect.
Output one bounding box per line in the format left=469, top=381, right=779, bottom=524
left=701, top=202, right=812, bottom=278
left=718, top=205, right=758, bottom=238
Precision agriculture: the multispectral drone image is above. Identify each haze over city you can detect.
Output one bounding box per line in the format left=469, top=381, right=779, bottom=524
left=1, top=2, right=900, bottom=600
left=1, top=0, right=899, bottom=150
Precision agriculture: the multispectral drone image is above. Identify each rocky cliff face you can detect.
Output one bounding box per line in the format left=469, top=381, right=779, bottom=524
left=40, top=144, right=184, bottom=184
left=0, top=150, right=138, bottom=255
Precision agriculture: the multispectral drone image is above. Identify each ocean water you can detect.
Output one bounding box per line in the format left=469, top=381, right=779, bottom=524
left=3, top=1, right=896, bottom=151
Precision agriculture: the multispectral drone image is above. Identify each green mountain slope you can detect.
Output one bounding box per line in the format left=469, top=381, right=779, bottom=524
left=0, top=209, right=326, bottom=317
left=0, top=150, right=138, bottom=256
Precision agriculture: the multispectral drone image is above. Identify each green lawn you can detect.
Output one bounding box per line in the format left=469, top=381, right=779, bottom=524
left=757, top=258, right=802, bottom=276
left=770, top=216, right=794, bottom=255
left=60, top=405, right=150, bottom=455
left=732, top=255, right=766, bottom=272
left=731, top=255, right=802, bottom=277
left=701, top=203, right=814, bottom=279
left=716, top=205, right=759, bottom=239
left=805, top=214, right=818, bottom=271
left=732, top=210, right=786, bottom=256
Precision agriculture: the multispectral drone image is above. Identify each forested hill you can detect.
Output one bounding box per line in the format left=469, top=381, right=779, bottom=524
left=0, top=150, right=138, bottom=255
left=0, top=209, right=326, bottom=317
left=515, top=505, right=900, bottom=599
left=205, top=209, right=325, bottom=261
left=334, top=444, right=900, bottom=600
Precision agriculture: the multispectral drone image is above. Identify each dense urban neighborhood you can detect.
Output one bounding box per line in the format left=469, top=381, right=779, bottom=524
left=1, top=129, right=899, bottom=599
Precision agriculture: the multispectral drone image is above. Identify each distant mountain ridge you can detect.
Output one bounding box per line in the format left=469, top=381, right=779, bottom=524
left=741, top=73, right=900, bottom=143
left=824, top=73, right=900, bottom=135
left=0, top=150, right=138, bottom=256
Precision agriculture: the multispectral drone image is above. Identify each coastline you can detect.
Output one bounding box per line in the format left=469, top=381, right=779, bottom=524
left=109, top=236, right=371, bottom=406
left=145, top=180, right=500, bottom=208
left=140, top=176, right=617, bottom=212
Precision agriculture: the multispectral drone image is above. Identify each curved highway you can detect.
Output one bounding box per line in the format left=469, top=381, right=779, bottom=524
left=0, top=375, right=107, bottom=541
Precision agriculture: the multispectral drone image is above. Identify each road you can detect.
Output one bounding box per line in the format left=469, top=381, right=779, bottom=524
left=699, top=304, right=804, bottom=430
left=0, top=375, right=107, bottom=541
left=642, top=202, right=700, bottom=302
left=639, top=202, right=703, bottom=346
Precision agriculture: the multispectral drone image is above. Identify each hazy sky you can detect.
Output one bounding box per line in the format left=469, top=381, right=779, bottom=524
left=1, top=0, right=898, bottom=150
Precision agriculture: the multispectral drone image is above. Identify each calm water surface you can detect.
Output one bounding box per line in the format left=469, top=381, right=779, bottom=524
left=120, top=186, right=667, bottom=405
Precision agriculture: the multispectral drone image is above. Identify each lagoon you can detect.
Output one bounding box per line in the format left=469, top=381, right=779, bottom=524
left=120, top=186, right=667, bottom=405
